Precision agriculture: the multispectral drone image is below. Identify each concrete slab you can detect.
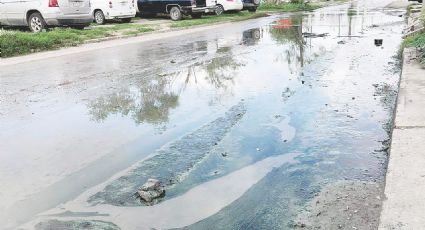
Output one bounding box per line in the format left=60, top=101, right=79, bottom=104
left=394, top=49, right=425, bottom=128
left=380, top=49, right=425, bottom=229
left=379, top=128, right=425, bottom=229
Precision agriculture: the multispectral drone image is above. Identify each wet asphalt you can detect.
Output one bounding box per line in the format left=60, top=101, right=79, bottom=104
left=0, top=0, right=406, bottom=229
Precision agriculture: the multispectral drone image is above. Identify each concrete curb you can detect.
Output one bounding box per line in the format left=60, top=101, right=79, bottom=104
left=379, top=48, right=425, bottom=229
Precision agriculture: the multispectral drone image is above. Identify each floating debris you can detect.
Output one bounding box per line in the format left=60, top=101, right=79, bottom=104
left=302, top=32, right=329, bottom=38
left=374, top=39, right=383, bottom=47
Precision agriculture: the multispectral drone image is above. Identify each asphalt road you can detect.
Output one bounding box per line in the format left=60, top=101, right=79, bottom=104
left=0, top=0, right=407, bottom=229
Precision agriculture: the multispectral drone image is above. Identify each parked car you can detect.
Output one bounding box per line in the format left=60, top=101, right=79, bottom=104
left=242, top=0, right=260, bottom=12
left=0, top=0, right=92, bottom=32
left=137, top=0, right=216, bottom=20
left=91, top=0, right=137, bottom=25
left=214, top=0, right=243, bottom=15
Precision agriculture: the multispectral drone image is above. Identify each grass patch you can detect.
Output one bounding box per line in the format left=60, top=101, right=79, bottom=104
left=403, top=32, right=425, bottom=66
left=403, top=33, right=425, bottom=48
left=170, top=12, right=268, bottom=28
left=0, top=24, right=154, bottom=58
left=258, top=2, right=321, bottom=12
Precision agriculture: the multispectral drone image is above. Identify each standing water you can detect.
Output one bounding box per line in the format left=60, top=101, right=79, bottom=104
left=0, top=1, right=404, bottom=229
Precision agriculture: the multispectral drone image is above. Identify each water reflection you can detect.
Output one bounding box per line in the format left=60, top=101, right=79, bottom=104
left=242, top=28, right=262, bottom=46
left=270, top=15, right=306, bottom=72
left=88, top=77, right=179, bottom=125
left=88, top=40, right=243, bottom=125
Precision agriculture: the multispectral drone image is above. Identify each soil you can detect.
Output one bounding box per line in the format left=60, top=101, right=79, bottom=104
left=293, top=181, right=384, bottom=230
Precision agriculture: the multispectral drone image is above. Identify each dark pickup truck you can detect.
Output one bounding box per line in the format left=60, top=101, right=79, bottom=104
left=138, top=0, right=216, bottom=20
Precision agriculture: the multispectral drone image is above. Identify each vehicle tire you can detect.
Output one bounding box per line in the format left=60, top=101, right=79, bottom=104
left=28, top=12, right=46, bottom=33
left=94, top=10, right=106, bottom=25
left=191, top=13, right=202, bottom=19
left=215, top=4, right=224, bottom=15
left=121, top=17, right=132, bottom=23
left=169, top=6, right=182, bottom=21
left=248, top=8, right=257, bottom=13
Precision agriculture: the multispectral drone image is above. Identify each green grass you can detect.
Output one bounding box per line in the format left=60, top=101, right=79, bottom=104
left=0, top=24, right=154, bottom=58
left=403, top=32, right=425, bottom=66
left=170, top=12, right=268, bottom=28
left=403, top=32, right=425, bottom=48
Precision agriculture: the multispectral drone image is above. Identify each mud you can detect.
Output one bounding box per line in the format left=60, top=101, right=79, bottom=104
left=33, top=220, right=119, bottom=230
left=294, top=181, right=384, bottom=230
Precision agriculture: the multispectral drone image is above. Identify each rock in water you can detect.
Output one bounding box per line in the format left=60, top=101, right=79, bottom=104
left=141, top=178, right=161, bottom=191
left=136, top=179, right=165, bottom=204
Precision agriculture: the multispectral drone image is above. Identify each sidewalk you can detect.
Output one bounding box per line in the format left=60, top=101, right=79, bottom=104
left=379, top=48, right=425, bottom=229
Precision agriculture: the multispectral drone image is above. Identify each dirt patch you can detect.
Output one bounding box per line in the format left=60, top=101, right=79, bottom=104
left=33, top=219, right=120, bottom=230
left=293, top=180, right=384, bottom=230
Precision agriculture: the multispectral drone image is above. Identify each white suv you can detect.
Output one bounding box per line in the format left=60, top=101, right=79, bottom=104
left=0, top=0, right=92, bottom=32
left=91, top=0, right=136, bottom=25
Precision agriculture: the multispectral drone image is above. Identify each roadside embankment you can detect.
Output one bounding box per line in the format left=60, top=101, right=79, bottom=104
left=379, top=4, right=425, bottom=228
left=379, top=47, right=425, bottom=229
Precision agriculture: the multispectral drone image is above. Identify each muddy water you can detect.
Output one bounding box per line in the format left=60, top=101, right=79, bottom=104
left=0, top=1, right=404, bottom=229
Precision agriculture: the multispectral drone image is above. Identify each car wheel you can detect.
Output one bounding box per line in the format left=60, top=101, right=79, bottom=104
left=94, top=10, right=106, bottom=25
left=121, top=18, right=132, bottom=23
left=28, top=12, right=46, bottom=33
left=191, top=13, right=202, bottom=19
left=215, top=5, right=224, bottom=15
left=248, top=8, right=257, bottom=13
left=170, top=6, right=182, bottom=21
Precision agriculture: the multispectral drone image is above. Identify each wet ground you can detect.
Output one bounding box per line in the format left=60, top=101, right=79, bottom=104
left=0, top=0, right=405, bottom=229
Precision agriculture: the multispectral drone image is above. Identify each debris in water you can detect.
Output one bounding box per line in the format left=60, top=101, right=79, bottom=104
left=256, top=148, right=261, bottom=152
left=221, top=152, right=228, bottom=157
left=302, top=32, right=329, bottom=38
left=170, top=60, right=176, bottom=63
left=374, top=39, right=383, bottom=47
left=136, top=179, right=165, bottom=204
left=282, top=88, right=295, bottom=101
left=338, top=41, right=346, bottom=44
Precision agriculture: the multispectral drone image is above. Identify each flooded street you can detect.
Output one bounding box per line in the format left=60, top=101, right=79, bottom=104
left=0, top=0, right=405, bottom=229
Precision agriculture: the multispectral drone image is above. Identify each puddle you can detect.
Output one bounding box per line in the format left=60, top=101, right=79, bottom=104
left=0, top=1, right=404, bottom=229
